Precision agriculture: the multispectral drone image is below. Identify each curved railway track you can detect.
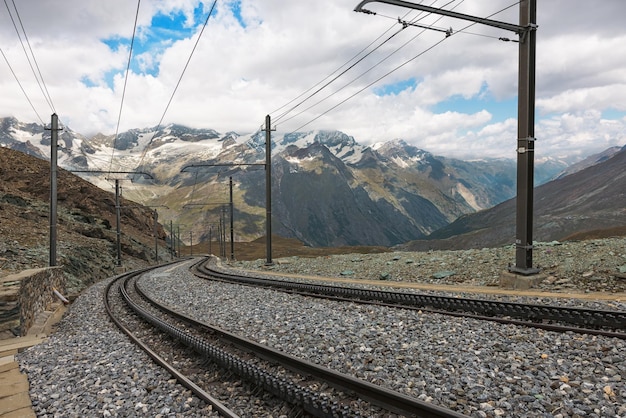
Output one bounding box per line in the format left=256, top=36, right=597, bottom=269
left=194, top=257, right=626, bottom=339
left=104, top=264, right=239, bottom=417
left=105, top=260, right=469, bottom=418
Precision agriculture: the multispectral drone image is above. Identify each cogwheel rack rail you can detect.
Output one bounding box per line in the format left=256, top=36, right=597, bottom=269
left=106, top=261, right=469, bottom=418
left=195, top=258, right=626, bottom=339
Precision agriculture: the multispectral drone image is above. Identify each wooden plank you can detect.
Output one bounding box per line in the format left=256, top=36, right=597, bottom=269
left=0, top=349, right=17, bottom=359
left=0, top=358, right=17, bottom=374
left=0, top=379, right=29, bottom=398
left=2, top=406, right=36, bottom=418
left=0, top=391, right=32, bottom=414
left=0, top=337, right=43, bottom=352
left=0, top=368, right=23, bottom=385
left=0, top=355, right=15, bottom=365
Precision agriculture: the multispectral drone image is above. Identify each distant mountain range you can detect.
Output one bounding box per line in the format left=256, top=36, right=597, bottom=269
left=399, top=144, right=626, bottom=251
left=1, top=116, right=622, bottom=248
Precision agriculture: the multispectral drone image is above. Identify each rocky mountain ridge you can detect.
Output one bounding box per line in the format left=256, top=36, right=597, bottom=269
left=0, top=116, right=609, bottom=247
left=0, top=146, right=166, bottom=294
left=400, top=144, right=626, bottom=251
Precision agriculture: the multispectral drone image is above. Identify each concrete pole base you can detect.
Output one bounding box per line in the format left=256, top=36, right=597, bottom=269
left=500, top=270, right=546, bottom=290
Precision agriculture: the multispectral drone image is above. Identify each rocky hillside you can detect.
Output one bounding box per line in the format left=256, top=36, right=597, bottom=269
left=1, top=117, right=569, bottom=247
left=400, top=145, right=626, bottom=251
left=0, top=147, right=167, bottom=295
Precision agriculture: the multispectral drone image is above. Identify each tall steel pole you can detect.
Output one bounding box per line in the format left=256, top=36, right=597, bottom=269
left=512, top=0, right=539, bottom=275
left=170, top=220, right=174, bottom=260
left=49, top=114, right=59, bottom=267
left=153, top=209, right=158, bottom=264
left=354, top=0, right=539, bottom=275
left=229, top=176, right=235, bottom=260
left=221, top=206, right=226, bottom=258
left=209, top=225, right=212, bottom=255
left=115, top=179, right=121, bottom=266
left=265, top=115, right=273, bottom=265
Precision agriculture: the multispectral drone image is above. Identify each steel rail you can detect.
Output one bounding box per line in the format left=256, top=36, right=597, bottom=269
left=124, top=271, right=355, bottom=417
left=103, top=266, right=241, bottom=418
left=135, top=262, right=469, bottom=418
left=195, top=259, right=626, bottom=338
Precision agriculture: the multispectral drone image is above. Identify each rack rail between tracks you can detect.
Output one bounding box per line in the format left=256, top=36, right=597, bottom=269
left=195, top=258, right=626, bottom=339
left=106, top=261, right=469, bottom=417
left=104, top=264, right=241, bottom=417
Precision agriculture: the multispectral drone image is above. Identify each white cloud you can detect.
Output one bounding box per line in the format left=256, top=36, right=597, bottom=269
left=0, top=0, right=625, bottom=160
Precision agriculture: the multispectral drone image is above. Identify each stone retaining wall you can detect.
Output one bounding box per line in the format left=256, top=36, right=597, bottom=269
left=17, top=267, right=66, bottom=336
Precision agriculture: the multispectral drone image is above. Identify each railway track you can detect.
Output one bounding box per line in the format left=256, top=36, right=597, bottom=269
left=194, top=257, right=626, bottom=339
left=105, top=260, right=469, bottom=417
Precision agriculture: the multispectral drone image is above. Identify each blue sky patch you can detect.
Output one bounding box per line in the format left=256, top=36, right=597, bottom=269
left=80, top=75, right=97, bottom=88
left=433, top=94, right=517, bottom=122
left=602, top=108, right=626, bottom=120
left=93, top=3, right=207, bottom=88
left=229, top=1, right=246, bottom=28
left=374, top=78, right=418, bottom=96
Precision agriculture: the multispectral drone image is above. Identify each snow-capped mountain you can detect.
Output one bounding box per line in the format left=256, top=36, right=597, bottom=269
left=0, top=116, right=572, bottom=246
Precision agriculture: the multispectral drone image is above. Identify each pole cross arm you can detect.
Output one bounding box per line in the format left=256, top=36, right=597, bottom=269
left=181, top=162, right=265, bottom=172
left=70, top=170, right=154, bottom=180
left=182, top=202, right=229, bottom=208
left=354, top=0, right=530, bottom=34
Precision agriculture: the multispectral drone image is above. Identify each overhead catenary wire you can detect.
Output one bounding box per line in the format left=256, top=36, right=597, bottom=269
left=134, top=0, right=217, bottom=171
left=286, top=1, right=520, bottom=134
left=269, top=2, right=443, bottom=125
left=270, top=0, right=459, bottom=129
left=0, top=46, right=44, bottom=124
left=271, top=26, right=406, bottom=125
left=270, top=10, right=415, bottom=124
left=278, top=0, right=463, bottom=129
left=3, top=0, right=55, bottom=114
left=107, top=0, right=141, bottom=175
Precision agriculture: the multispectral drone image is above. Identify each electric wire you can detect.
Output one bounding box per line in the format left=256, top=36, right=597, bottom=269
left=277, top=0, right=461, bottom=128
left=3, top=0, right=55, bottom=114
left=270, top=8, right=417, bottom=124
left=270, top=0, right=457, bottom=129
left=0, top=46, right=44, bottom=124
left=9, top=0, right=56, bottom=113
left=375, top=8, right=513, bottom=41
left=134, top=0, right=217, bottom=171
left=107, top=0, right=141, bottom=175
left=270, top=3, right=440, bottom=125
left=286, top=1, right=520, bottom=134
left=271, top=26, right=406, bottom=125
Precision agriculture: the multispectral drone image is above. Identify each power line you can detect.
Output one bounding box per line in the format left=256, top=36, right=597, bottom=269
left=269, top=3, right=439, bottom=125
left=3, top=0, right=55, bottom=113
left=288, top=35, right=449, bottom=134
left=278, top=1, right=460, bottom=129
left=271, top=0, right=459, bottom=129
left=286, top=1, right=519, bottom=134
left=108, top=0, right=141, bottom=174
left=0, top=46, right=44, bottom=124
left=135, top=0, right=217, bottom=170
left=270, top=15, right=411, bottom=123
left=272, top=26, right=406, bottom=125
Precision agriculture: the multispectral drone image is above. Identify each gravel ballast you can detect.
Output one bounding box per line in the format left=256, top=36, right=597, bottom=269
left=17, top=267, right=215, bottom=418
left=18, top=244, right=626, bottom=417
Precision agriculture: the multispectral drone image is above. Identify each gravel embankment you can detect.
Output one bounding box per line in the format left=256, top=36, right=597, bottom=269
left=17, top=265, right=215, bottom=418
left=18, top=241, right=626, bottom=417
left=140, top=261, right=625, bottom=418
left=233, top=238, right=626, bottom=295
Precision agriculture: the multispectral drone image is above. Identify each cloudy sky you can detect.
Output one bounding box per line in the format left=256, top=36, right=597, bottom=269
left=1, top=0, right=625, bottom=160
